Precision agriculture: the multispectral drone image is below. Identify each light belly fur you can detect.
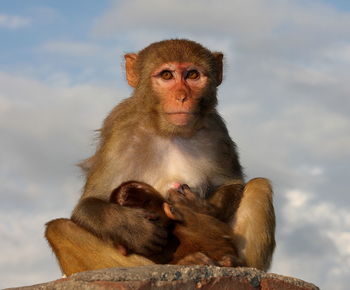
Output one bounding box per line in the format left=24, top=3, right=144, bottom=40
left=112, top=135, right=232, bottom=198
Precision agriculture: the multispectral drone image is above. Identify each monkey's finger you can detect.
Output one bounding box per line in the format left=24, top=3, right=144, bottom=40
left=180, top=184, right=197, bottom=201
left=180, top=184, right=190, bottom=192
left=168, top=190, right=187, bottom=204
left=177, top=185, right=186, bottom=195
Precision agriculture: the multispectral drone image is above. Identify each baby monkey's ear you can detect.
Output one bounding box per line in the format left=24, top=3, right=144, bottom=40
left=163, top=203, right=184, bottom=222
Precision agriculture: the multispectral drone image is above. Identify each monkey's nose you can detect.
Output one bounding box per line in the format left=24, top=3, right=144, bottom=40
left=175, top=93, right=188, bottom=103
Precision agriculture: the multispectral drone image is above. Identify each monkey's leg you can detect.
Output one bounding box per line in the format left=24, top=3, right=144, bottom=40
left=232, top=178, right=276, bottom=271
left=45, top=218, right=153, bottom=276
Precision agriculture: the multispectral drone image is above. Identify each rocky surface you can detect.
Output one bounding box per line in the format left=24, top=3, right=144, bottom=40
left=8, top=265, right=319, bottom=290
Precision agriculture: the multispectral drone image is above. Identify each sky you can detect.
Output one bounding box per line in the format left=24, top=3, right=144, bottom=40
left=0, top=0, right=349, bottom=288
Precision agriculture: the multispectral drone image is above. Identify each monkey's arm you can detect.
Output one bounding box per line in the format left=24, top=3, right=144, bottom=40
left=176, top=183, right=243, bottom=223
left=73, top=132, right=168, bottom=255
left=207, top=183, right=244, bottom=222
left=71, top=197, right=168, bottom=256
left=198, top=118, right=244, bottom=221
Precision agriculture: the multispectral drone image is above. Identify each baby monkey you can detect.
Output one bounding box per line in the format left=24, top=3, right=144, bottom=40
left=110, top=181, right=244, bottom=267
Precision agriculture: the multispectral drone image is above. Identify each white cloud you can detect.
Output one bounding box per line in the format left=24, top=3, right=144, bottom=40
left=0, top=13, right=31, bottom=29
left=271, top=187, right=350, bottom=289
left=0, top=71, right=119, bottom=135
left=282, top=189, right=350, bottom=228
left=264, top=105, right=350, bottom=159
left=92, top=0, right=350, bottom=51
left=285, top=189, right=310, bottom=208
left=40, top=41, right=103, bottom=57
left=0, top=211, right=63, bottom=288
left=92, top=0, right=283, bottom=37
left=34, top=41, right=125, bottom=85
left=322, top=43, right=350, bottom=63
left=0, top=71, right=128, bottom=288
left=294, top=165, right=325, bottom=177
left=329, top=232, right=350, bottom=257
left=0, top=95, right=11, bottom=113
left=309, top=167, right=324, bottom=177
left=0, top=72, right=122, bottom=206
left=270, top=64, right=337, bottom=86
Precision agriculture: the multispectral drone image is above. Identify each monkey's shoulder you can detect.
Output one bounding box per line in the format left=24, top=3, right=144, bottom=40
left=101, top=98, right=139, bottom=135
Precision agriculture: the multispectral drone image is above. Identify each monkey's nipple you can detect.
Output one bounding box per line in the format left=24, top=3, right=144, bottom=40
left=171, top=182, right=182, bottom=189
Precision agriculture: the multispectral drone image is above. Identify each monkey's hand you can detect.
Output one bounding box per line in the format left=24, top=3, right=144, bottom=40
left=167, top=184, right=218, bottom=217
left=110, top=206, right=169, bottom=256
left=169, top=183, right=244, bottom=222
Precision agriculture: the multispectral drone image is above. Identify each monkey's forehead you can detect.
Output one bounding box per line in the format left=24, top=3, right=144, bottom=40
left=135, top=39, right=219, bottom=72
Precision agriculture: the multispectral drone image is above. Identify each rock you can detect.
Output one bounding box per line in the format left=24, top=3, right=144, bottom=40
left=7, top=265, right=319, bottom=290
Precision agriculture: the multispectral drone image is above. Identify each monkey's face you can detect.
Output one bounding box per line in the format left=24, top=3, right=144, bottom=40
left=124, top=40, right=223, bottom=135
left=151, top=62, right=209, bottom=127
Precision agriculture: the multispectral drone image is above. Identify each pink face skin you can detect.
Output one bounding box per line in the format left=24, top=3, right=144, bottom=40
left=151, top=62, right=208, bottom=127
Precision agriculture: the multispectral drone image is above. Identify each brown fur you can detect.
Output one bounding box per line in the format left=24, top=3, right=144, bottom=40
left=109, top=181, right=242, bottom=266
left=45, top=218, right=153, bottom=276
left=45, top=39, right=275, bottom=275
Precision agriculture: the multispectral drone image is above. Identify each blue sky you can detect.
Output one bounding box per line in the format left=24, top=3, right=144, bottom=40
left=1, top=0, right=350, bottom=289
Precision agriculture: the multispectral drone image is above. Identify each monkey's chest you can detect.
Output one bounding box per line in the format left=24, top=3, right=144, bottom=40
left=127, top=137, right=228, bottom=198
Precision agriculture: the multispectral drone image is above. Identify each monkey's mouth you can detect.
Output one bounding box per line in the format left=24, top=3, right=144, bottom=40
left=164, top=112, right=196, bottom=126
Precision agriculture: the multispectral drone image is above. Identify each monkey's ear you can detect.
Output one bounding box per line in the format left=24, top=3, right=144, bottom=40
left=124, top=53, right=138, bottom=87
left=110, top=187, right=128, bottom=205
left=163, top=203, right=184, bottom=222
left=213, top=52, right=223, bottom=86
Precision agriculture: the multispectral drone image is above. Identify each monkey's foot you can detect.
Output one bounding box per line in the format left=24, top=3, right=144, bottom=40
left=176, top=252, right=216, bottom=266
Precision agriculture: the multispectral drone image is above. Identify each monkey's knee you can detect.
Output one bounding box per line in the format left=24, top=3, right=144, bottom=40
left=242, top=177, right=274, bottom=222
left=45, top=218, right=100, bottom=252
left=45, top=218, right=69, bottom=242
left=45, top=218, right=82, bottom=275
left=244, top=178, right=273, bottom=199
left=45, top=218, right=72, bottom=234
left=45, top=218, right=154, bottom=276
left=45, top=218, right=109, bottom=275
left=45, top=218, right=75, bottom=244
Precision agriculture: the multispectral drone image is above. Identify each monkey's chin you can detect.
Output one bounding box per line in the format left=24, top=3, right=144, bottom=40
left=165, top=113, right=194, bottom=127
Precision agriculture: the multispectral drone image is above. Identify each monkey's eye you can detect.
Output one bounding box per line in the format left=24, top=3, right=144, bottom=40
left=186, top=70, right=200, bottom=80
left=160, top=70, right=174, bottom=80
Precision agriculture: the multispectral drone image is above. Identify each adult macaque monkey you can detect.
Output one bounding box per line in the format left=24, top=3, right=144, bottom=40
left=45, top=39, right=275, bottom=276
